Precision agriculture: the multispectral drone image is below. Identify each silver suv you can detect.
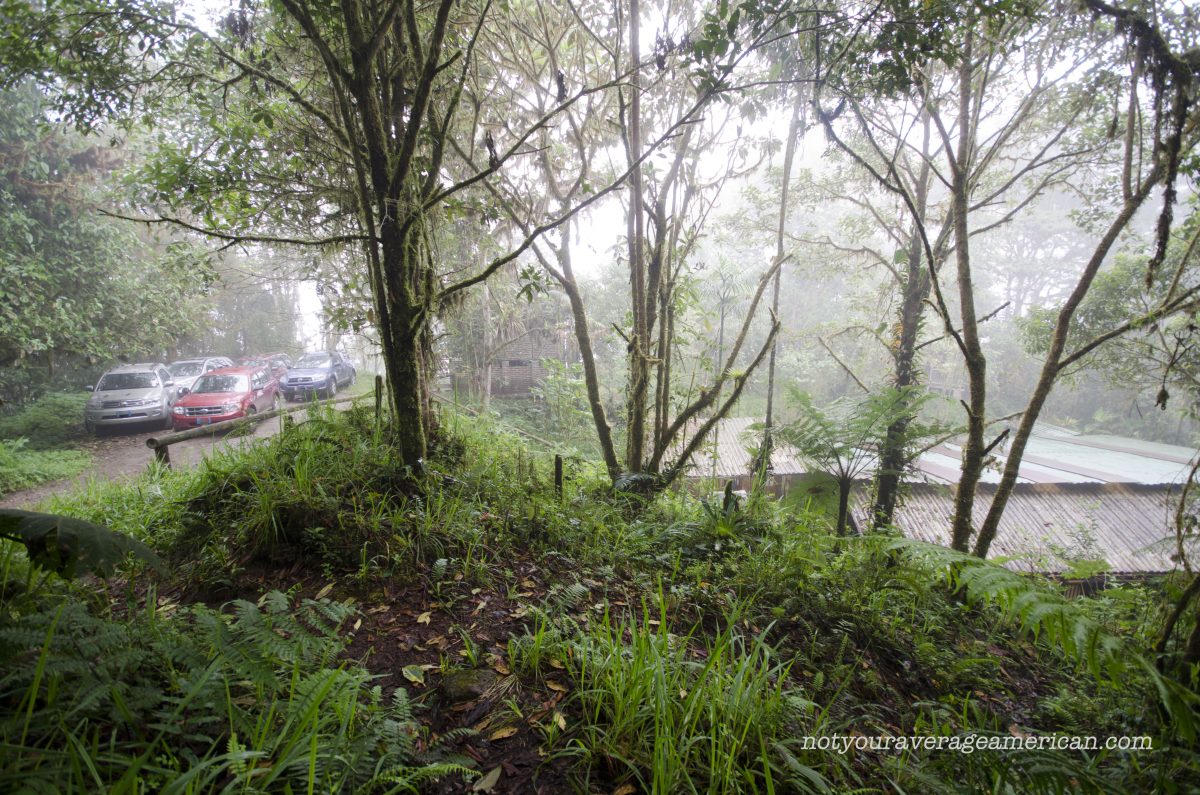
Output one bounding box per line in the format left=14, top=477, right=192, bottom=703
left=84, top=363, right=177, bottom=432
left=167, top=356, right=233, bottom=394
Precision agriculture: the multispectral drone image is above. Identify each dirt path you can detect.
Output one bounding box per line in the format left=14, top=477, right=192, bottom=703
left=1, top=399, right=360, bottom=509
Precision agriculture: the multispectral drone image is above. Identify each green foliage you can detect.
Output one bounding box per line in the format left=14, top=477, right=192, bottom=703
left=0, top=392, right=89, bottom=448
left=20, top=409, right=1200, bottom=791
left=690, top=0, right=1037, bottom=96
left=0, top=439, right=90, bottom=496
left=530, top=359, right=594, bottom=447
left=773, top=385, right=939, bottom=533
left=0, top=82, right=214, bottom=406
left=0, top=590, right=473, bottom=792
left=891, top=537, right=1200, bottom=742
left=0, top=507, right=162, bottom=580
left=569, top=602, right=825, bottom=794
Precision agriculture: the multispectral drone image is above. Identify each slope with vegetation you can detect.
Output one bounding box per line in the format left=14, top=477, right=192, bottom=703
left=1, top=404, right=1196, bottom=793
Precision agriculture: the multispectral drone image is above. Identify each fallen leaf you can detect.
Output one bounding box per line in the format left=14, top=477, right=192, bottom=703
left=553, top=710, right=566, bottom=730
left=488, top=726, right=519, bottom=741
left=492, top=660, right=511, bottom=675
left=417, top=612, right=432, bottom=625
left=473, top=766, right=502, bottom=792
left=352, top=618, right=362, bottom=632
left=315, top=583, right=334, bottom=600
left=546, top=680, right=568, bottom=693
left=401, top=665, right=425, bottom=685
left=521, top=579, right=537, bottom=588
left=612, top=784, right=637, bottom=795
left=548, top=658, right=565, bottom=669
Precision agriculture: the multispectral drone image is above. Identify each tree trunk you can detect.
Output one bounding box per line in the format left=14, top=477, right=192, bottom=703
left=756, top=91, right=804, bottom=480
left=948, top=32, right=988, bottom=553
left=554, top=230, right=621, bottom=480
left=623, top=0, right=647, bottom=474
left=871, top=110, right=933, bottom=530
left=836, top=480, right=851, bottom=537
left=972, top=175, right=1157, bottom=557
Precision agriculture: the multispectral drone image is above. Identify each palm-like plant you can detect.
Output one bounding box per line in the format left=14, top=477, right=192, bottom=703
left=774, top=386, right=928, bottom=536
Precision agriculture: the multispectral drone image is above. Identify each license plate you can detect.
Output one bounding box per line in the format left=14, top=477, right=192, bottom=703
left=196, top=417, right=211, bottom=425
left=116, top=412, right=133, bottom=418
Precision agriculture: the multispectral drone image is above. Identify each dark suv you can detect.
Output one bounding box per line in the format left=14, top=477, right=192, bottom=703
left=279, top=351, right=356, bottom=400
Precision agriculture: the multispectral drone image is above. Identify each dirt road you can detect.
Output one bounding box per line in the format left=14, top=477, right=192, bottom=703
left=1, top=399, right=359, bottom=509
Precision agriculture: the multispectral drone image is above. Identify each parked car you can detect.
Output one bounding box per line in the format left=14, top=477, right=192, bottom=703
left=84, top=363, right=177, bottom=432
left=167, top=356, right=234, bottom=394
left=279, top=351, right=356, bottom=401
left=171, top=365, right=281, bottom=431
left=236, top=352, right=291, bottom=381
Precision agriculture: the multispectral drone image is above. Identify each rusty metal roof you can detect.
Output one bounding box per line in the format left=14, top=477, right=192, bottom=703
left=854, top=482, right=1182, bottom=573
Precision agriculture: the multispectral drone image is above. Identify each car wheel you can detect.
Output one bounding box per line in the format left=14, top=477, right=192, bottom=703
left=326, top=376, right=338, bottom=399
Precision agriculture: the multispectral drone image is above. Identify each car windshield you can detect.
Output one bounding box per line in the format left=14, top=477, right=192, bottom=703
left=169, top=362, right=204, bottom=377
left=192, top=375, right=248, bottom=394
left=297, top=354, right=331, bottom=368
left=97, top=372, right=158, bottom=391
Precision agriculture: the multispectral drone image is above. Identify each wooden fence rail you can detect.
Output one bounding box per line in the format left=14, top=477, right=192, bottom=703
left=145, top=391, right=373, bottom=467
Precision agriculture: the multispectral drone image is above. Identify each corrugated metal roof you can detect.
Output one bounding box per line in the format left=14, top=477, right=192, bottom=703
left=683, top=418, right=1196, bottom=489
left=915, top=433, right=1195, bottom=486
left=681, top=416, right=808, bottom=478
left=854, top=483, right=1182, bottom=573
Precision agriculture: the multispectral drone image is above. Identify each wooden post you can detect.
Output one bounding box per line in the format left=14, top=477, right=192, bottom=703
left=374, top=374, right=383, bottom=426
left=153, top=443, right=170, bottom=467
left=554, top=454, right=563, bottom=499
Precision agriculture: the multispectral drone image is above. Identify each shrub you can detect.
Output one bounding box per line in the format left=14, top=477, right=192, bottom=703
left=0, top=392, right=89, bottom=449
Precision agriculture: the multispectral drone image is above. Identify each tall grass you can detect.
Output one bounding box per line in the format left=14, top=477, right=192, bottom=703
left=566, top=595, right=827, bottom=794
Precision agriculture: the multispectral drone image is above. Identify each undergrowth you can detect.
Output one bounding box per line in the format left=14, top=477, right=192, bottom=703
left=0, top=437, right=90, bottom=496
left=7, top=406, right=1200, bottom=792
left=0, top=589, right=472, bottom=792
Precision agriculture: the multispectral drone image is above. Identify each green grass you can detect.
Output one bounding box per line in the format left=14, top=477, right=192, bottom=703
left=0, top=438, right=91, bottom=496
left=567, top=598, right=824, bottom=794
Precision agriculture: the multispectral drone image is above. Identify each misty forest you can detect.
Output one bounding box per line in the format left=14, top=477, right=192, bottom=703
left=2, top=0, right=1200, bottom=791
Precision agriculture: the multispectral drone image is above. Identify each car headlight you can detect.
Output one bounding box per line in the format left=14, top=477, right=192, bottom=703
left=222, top=402, right=240, bottom=413
left=173, top=406, right=185, bottom=415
